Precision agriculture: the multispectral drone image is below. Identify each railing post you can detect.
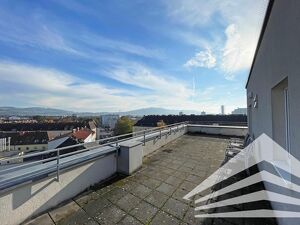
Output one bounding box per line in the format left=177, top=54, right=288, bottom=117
left=144, top=131, right=146, bottom=145
left=56, top=149, right=60, bottom=182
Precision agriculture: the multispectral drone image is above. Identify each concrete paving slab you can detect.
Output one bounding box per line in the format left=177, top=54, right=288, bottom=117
left=156, top=182, right=177, bottom=196
left=185, top=174, right=205, bottom=184
left=162, top=198, right=189, bottom=220
left=83, top=197, right=111, bottom=217
left=117, top=215, right=143, bottom=225
left=165, top=175, right=184, bottom=187
left=73, top=191, right=100, bottom=208
left=130, top=200, right=158, bottom=224
left=145, top=190, right=169, bottom=208
left=138, top=177, right=162, bottom=189
left=102, top=187, right=128, bottom=204
left=150, top=210, right=180, bottom=225
left=150, top=172, right=170, bottom=182
left=49, top=201, right=81, bottom=223
left=56, top=209, right=97, bottom=225
left=93, top=204, right=126, bottom=225
left=23, top=214, right=54, bottom=225
left=129, top=183, right=152, bottom=199
left=25, top=135, right=229, bottom=225
left=179, top=180, right=197, bottom=192
left=116, top=193, right=141, bottom=212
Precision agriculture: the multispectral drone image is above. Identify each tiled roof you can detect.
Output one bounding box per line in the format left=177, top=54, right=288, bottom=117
left=72, top=129, right=92, bottom=141
left=0, top=121, right=94, bottom=132
left=0, top=131, right=49, bottom=145
left=135, top=115, right=247, bottom=127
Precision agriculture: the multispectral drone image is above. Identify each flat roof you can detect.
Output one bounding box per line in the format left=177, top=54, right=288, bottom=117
left=26, top=134, right=231, bottom=225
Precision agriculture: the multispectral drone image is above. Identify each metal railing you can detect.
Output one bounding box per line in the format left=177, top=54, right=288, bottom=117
left=0, top=122, right=187, bottom=186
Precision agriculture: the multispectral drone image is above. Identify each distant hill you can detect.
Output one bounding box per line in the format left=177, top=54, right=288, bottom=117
left=0, top=106, right=201, bottom=117
left=120, top=107, right=201, bottom=116
left=0, top=107, right=73, bottom=116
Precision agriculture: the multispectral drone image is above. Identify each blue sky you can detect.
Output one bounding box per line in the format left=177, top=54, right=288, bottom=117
left=0, top=0, right=268, bottom=113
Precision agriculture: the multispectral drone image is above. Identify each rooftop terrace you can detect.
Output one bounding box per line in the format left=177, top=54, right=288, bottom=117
left=0, top=124, right=248, bottom=225
left=24, top=134, right=228, bottom=225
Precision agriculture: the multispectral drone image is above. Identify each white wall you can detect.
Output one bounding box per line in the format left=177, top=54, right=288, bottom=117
left=247, top=0, right=300, bottom=159
left=142, top=126, right=188, bottom=156
left=187, top=125, right=247, bottom=137
left=0, top=153, right=116, bottom=225
left=132, top=126, right=153, bottom=134
left=140, top=124, right=247, bottom=156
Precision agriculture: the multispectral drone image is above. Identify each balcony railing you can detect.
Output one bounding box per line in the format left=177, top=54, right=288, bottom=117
left=0, top=122, right=187, bottom=192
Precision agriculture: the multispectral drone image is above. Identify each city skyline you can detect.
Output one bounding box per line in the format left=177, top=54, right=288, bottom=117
left=0, top=0, right=268, bottom=113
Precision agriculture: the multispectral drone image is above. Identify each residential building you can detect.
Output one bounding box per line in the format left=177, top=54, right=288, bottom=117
left=0, top=131, right=48, bottom=153
left=8, top=116, right=22, bottom=121
left=0, top=121, right=95, bottom=132
left=101, top=114, right=119, bottom=129
left=48, top=128, right=96, bottom=150
left=72, top=128, right=96, bottom=143
left=246, top=0, right=299, bottom=159
left=231, top=108, right=247, bottom=115
left=221, top=105, right=225, bottom=115
left=96, top=128, right=114, bottom=139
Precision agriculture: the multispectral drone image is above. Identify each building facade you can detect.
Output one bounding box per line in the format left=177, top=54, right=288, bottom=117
left=246, top=0, right=300, bottom=159
left=0, top=131, right=48, bottom=153
left=231, top=108, right=247, bottom=115
left=101, top=114, right=119, bottom=129
left=221, top=105, right=225, bottom=115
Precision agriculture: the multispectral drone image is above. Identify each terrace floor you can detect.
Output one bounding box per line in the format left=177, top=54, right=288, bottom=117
left=24, top=134, right=229, bottom=225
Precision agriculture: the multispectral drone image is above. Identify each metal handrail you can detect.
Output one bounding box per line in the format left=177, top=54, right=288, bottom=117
left=0, top=122, right=188, bottom=182
left=0, top=121, right=187, bottom=163
left=0, top=146, right=118, bottom=192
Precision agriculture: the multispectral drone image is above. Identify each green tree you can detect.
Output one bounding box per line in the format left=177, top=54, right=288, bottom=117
left=114, top=117, right=133, bottom=135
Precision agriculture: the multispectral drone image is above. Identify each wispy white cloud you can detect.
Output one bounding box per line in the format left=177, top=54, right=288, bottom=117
left=0, top=60, right=246, bottom=113
left=164, top=0, right=223, bottom=27
left=0, top=1, right=252, bottom=113
left=165, top=0, right=269, bottom=78
left=0, top=6, right=162, bottom=62
left=220, top=24, right=252, bottom=79
left=0, top=61, right=138, bottom=111
left=77, top=33, right=164, bottom=60
left=0, top=60, right=209, bottom=112
left=106, top=63, right=192, bottom=98
left=184, top=48, right=216, bottom=69
left=1, top=60, right=242, bottom=113
left=0, top=8, right=82, bottom=56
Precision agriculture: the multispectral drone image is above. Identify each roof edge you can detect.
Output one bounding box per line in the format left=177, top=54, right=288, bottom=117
left=245, top=0, right=275, bottom=88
